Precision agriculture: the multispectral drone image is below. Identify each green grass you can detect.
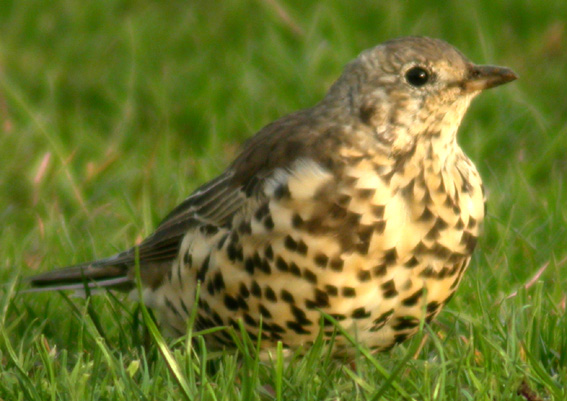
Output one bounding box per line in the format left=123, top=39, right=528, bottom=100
left=1, top=0, right=566, bottom=399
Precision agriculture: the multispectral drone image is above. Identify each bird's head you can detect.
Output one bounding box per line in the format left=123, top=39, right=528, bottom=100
left=324, top=36, right=517, bottom=155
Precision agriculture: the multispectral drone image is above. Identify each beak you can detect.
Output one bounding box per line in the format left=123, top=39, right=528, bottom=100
left=463, top=65, right=518, bottom=92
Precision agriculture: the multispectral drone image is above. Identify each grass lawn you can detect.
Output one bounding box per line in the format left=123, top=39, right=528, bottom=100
left=1, top=0, right=566, bottom=399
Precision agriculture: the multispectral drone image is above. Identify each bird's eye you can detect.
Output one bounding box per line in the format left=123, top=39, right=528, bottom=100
left=405, top=66, right=430, bottom=87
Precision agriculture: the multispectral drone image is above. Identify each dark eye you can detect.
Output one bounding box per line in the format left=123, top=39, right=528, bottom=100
left=405, top=66, right=430, bottom=87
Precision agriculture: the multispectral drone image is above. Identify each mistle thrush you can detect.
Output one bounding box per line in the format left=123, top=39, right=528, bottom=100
left=30, top=37, right=517, bottom=352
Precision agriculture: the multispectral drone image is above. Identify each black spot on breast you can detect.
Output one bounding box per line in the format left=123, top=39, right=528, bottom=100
left=337, top=194, right=351, bottom=207
left=373, top=221, right=386, bottom=234
left=206, top=281, right=215, bottom=295
left=455, top=218, right=465, bottom=230
left=357, top=270, right=371, bottom=282
left=281, top=289, right=295, bottom=304
left=289, top=262, right=301, bottom=277
left=276, top=256, right=288, bottom=272
left=224, top=295, right=240, bottom=311
left=227, top=242, right=243, bottom=262
left=431, top=243, right=452, bottom=259
left=270, top=322, right=285, bottom=333
left=448, top=252, right=466, bottom=264
left=243, top=313, right=256, bottom=326
left=404, top=256, right=419, bottom=268
left=303, top=269, right=318, bottom=284
left=253, top=252, right=262, bottom=268
left=426, top=301, right=440, bottom=313
left=383, top=248, right=398, bottom=265
left=467, top=217, right=477, bottom=229
left=392, top=316, right=420, bottom=331
left=420, top=266, right=435, bottom=278
left=197, top=255, right=210, bottom=282
left=373, top=263, right=387, bottom=276
left=180, top=299, right=190, bottom=315
left=239, top=283, right=250, bottom=298
left=346, top=211, right=362, bottom=226
left=437, top=266, right=449, bottom=279
left=217, top=233, right=229, bottom=250
left=314, top=253, right=329, bottom=268
left=325, top=284, right=338, bottom=296
left=425, top=226, right=441, bottom=240
left=255, top=203, right=270, bottom=221
left=329, top=313, right=347, bottom=321
left=244, top=257, right=255, bottom=275
left=343, top=176, right=358, bottom=186
left=304, top=299, right=318, bottom=309
left=238, top=221, right=252, bottom=235
left=212, top=311, right=224, bottom=326
left=237, top=296, right=249, bottom=311
left=400, top=179, right=414, bottom=198
left=292, top=213, right=304, bottom=228
left=174, top=265, right=181, bottom=285
left=380, top=170, right=395, bottom=185
left=356, top=241, right=370, bottom=255
left=443, top=195, right=455, bottom=208
left=291, top=305, right=312, bottom=325
left=357, top=188, right=375, bottom=199
left=418, top=207, right=435, bottom=222
left=381, top=279, right=398, bottom=298
left=264, top=216, right=275, bottom=230
left=274, top=184, right=291, bottom=200
left=461, top=231, right=478, bottom=253
left=200, top=224, right=219, bottom=236
left=264, top=245, right=274, bottom=261
left=342, top=287, right=356, bottom=297
left=244, top=176, right=260, bottom=197
left=422, top=189, right=433, bottom=205
left=213, top=272, right=225, bottom=291
left=251, top=281, right=262, bottom=298
left=183, top=252, right=192, bottom=267
left=286, top=321, right=310, bottom=335
left=258, top=304, right=272, bottom=319
left=329, top=258, right=344, bottom=272
left=402, top=288, right=423, bottom=306
left=284, top=235, right=298, bottom=251
left=265, top=286, right=277, bottom=302
left=373, top=309, right=394, bottom=325
left=413, top=241, right=429, bottom=255
left=352, top=307, right=371, bottom=319
left=314, top=288, right=330, bottom=307
left=258, top=259, right=271, bottom=274
left=297, top=240, right=308, bottom=255
left=372, top=205, right=385, bottom=219
left=394, top=333, right=409, bottom=344
left=461, top=180, right=472, bottom=193
left=227, top=318, right=239, bottom=330
left=434, top=217, right=449, bottom=231
left=198, top=299, right=210, bottom=313
left=358, top=225, right=374, bottom=243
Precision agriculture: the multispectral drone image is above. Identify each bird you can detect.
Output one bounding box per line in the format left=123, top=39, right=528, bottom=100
left=29, top=37, right=517, bottom=353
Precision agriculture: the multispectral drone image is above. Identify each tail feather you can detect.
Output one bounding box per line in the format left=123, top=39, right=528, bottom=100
left=27, top=255, right=133, bottom=293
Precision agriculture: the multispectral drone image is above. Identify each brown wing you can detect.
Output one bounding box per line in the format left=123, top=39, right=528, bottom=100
left=29, top=105, right=349, bottom=290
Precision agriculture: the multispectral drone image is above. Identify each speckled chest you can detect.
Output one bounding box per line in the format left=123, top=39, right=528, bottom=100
left=157, top=144, right=485, bottom=352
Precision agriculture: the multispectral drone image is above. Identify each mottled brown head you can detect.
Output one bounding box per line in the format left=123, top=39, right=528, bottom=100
left=324, top=36, right=517, bottom=153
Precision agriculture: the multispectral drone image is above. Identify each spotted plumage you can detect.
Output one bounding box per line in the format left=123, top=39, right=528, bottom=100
left=29, top=37, right=517, bottom=353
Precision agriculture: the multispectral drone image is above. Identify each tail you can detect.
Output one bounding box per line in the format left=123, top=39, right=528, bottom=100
left=27, top=253, right=133, bottom=293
